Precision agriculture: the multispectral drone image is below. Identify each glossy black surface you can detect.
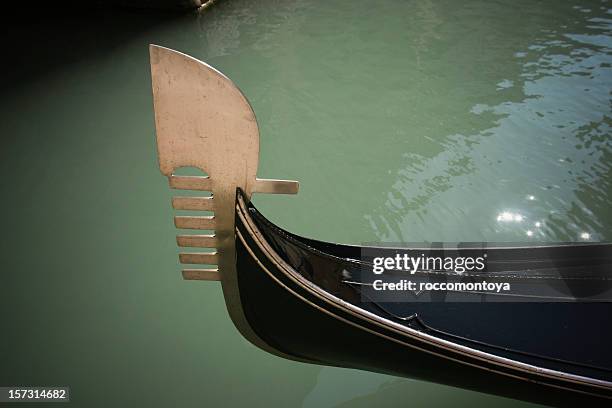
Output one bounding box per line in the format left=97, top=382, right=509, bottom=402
left=234, top=192, right=612, bottom=406
left=244, top=202, right=612, bottom=382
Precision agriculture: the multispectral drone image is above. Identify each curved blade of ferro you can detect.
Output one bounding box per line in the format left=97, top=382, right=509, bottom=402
left=149, top=44, right=299, bottom=284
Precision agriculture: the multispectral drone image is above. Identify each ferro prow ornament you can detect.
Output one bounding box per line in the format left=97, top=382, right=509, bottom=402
left=150, top=44, right=299, bottom=357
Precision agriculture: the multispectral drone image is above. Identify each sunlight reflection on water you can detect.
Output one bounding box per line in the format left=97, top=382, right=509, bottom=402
left=366, top=7, right=612, bottom=243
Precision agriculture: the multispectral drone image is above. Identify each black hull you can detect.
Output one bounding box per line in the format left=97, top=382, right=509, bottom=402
left=233, top=192, right=612, bottom=407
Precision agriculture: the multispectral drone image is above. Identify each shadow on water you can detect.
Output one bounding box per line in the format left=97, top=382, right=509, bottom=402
left=0, top=8, right=188, bottom=94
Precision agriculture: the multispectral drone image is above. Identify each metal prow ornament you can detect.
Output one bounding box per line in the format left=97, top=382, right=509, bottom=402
left=150, top=44, right=300, bottom=355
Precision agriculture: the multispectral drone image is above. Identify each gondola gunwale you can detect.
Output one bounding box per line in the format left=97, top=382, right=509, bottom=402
left=235, top=191, right=612, bottom=399
left=240, top=208, right=612, bottom=376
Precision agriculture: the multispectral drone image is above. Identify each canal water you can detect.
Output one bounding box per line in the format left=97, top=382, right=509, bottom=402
left=1, top=0, right=610, bottom=406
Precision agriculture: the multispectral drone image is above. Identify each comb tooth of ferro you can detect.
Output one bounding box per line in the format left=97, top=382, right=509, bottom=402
left=172, top=196, right=214, bottom=211
left=174, top=215, right=215, bottom=230
left=179, top=252, right=219, bottom=265
left=182, top=268, right=220, bottom=281
left=168, top=175, right=212, bottom=191
left=176, top=234, right=217, bottom=248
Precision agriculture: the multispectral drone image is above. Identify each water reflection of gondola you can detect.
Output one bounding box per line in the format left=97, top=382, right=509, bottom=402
left=150, top=45, right=612, bottom=407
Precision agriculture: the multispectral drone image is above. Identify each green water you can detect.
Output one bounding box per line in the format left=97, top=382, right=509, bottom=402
left=1, top=0, right=611, bottom=406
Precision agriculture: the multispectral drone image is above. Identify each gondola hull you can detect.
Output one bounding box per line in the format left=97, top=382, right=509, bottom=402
left=235, top=191, right=612, bottom=407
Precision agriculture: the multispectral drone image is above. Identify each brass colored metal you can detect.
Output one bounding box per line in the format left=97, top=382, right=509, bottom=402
left=150, top=45, right=299, bottom=356
left=174, top=216, right=215, bottom=230
left=179, top=252, right=219, bottom=264
left=169, top=175, right=212, bottom=191
left=172, top=196, right=215, bottom=211
left=182, top=269, right=220, bottom=281
left=176, top=234, right=216, bottom=248
left=253, top=178, right=300, bottom=194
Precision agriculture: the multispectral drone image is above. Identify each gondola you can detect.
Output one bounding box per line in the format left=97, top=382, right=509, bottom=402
left=149, top=45, right=612, bottom=407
